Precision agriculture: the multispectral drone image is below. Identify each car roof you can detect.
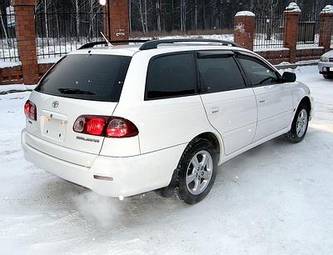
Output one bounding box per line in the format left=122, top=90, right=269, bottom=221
left=69, top=43, right=252, bottom=57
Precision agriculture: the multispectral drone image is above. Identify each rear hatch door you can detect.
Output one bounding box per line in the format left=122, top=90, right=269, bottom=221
left=25, top=53, right=131, bottom=165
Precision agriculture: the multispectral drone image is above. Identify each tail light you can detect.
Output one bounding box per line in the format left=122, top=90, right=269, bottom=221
left=24, top=100, right=37, bottom=121
left=73, top=115, right=138, bottom=138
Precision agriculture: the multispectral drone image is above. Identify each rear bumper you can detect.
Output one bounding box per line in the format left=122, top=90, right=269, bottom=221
left=22, top=129, right=186, bottom=197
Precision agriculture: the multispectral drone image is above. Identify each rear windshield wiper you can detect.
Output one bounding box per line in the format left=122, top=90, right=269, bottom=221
left=58, top=88, right=96, bottom=95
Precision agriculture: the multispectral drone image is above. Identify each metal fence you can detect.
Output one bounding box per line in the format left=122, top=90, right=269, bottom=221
left=0, top=10, right=19, bottom=62
left=35, top=11, right=105, bottom=59
left=297, top=19, right=319, bottom=46
left=254, top=16, right=284, bottom=49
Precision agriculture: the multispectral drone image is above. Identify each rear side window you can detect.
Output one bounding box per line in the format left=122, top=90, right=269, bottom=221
left=35, top=54, right=131, bottom=102
left=197, top=54, right=245, bottom=93
left=145, top=53, right=196, bottom=100
left=236, top=55, right=279, bottom=86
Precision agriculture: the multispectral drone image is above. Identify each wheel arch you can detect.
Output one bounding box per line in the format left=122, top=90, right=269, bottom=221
left=289, top=95, right=312, bottom=130
left=187, top=131, right=225, bottom=165
left=158, top=131, right=224, bottom=196
left=299, top=96, right=312, bottom=113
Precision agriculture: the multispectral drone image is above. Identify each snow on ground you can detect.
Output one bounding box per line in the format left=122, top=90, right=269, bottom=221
left=0, top=65, right=333, bottom=255
left=0, top=60, right=21, bottom=68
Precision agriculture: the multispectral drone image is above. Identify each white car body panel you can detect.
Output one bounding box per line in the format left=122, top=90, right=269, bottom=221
left=22, top=43, right=312, bottom=198
left=252, top=83, right=293, bottom=141
left=200, top=88, right=257, bottom=155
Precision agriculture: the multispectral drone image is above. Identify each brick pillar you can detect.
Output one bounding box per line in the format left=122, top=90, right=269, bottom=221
left=283, top=3, right=301, bottom=63
left=319, top=6, right=333, bottom=52
left=106, top=0, right=129, bottom=41
left=234, top=12, right=255, bottom=50
left=12, top=0, right=38, bottom=85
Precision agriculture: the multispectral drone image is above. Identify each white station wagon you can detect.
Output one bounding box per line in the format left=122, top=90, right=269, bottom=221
left=22, top=39, right=312, bottom=204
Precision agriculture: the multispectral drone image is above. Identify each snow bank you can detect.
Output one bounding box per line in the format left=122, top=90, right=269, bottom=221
left=321, top=5, right=333, bottom=14
left=255, top=47, right=289, bottom=52
left=285, top=2, right=301, bottom=12
left=0, top=84, right=36, bottom=94
left=38, top=57, right=61, bottom=64
left=235, top=11, right=255, bottom=17
left=0, top=60, right=21, bottom=68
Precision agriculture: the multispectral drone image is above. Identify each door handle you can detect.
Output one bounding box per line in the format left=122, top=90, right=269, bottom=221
left=259, top=99, right=266, bottom=103
left=211, top=107, right=220, bottom=114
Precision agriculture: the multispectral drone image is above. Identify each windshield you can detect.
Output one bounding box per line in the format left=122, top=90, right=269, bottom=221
left=35, top=54, right=131, bottom=102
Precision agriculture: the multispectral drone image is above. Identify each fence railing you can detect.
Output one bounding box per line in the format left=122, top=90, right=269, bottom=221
left=0, top=11, right=19, bottom=62
left=254, top=16, right=284, bottom=49
left=297, top=20, right=319, bottom=47
left=0, top=10, right=328, bottom=62
left=35, top=11, right=105, bottom=59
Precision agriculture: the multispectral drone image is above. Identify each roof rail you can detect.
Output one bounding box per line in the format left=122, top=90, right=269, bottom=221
left=139, top=39, right=239, bottom=50
left=79, top=40, right=149, bottom=50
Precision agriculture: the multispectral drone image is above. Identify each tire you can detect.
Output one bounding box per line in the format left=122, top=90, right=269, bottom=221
left=323, top=74, right=333, bottom=79
left=285, top=104, right=309, bottom=143
left=176, top=138, right=218, bottom=205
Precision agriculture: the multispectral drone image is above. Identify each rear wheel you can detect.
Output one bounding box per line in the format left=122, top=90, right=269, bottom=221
left=285, top=105, right=309, bottom=143
left=176, top=139, right=217, bottom=204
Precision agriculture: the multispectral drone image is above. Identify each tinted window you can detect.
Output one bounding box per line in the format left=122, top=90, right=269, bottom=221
left=35, top=54, right=131, bottom=102
left=197, top=54, right=245, bottom=93
left=237, top=55, right=279, bottom=86
left=146, top=53, right=196, bottom=99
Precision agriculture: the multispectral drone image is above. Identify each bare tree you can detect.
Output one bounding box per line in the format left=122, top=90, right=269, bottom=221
left=144, top=0, right=148, bottom=32
left=180, top=0, right=186, bottom=32
left=156, top=0, right=161, bottom=32
left=0, top=9, right=9, bottom=47
left=138, top=0, right=146, bottom=33
left=194, top=0, right=198, bottom=30
left=74, top=0, right=80, bottom=39
left=44, top=0, right=49, bottom=39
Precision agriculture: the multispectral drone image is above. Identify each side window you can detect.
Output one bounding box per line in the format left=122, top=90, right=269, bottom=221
left=197, top=54, right=246, bottom=93
left=237, top=55, right=279, bottom=86
left=145, top=53, right=196, bottom=100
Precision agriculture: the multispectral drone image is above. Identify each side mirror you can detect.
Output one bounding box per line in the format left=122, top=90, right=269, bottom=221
left=281, top=71, right=296, bottom=83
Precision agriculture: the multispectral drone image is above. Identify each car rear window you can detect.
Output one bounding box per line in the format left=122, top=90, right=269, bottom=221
left=35, top=54, right=131, bottom=102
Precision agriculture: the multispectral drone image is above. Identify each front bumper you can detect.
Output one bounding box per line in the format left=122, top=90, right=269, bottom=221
left=22, top=129, right=186, bottom=197
left=318, top=61, right=333, bottom=74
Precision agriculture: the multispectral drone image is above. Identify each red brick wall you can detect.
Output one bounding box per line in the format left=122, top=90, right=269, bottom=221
left=0, top=66, right=23, bottom=85
left=0, top=63, right=55, bottom=85
left=256, top=49, right=290, bottom=65
left=296, top=48, right=324, bottom=62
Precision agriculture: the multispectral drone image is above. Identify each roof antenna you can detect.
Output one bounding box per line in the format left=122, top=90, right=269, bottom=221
left=100, top=32, right=113, bottom=47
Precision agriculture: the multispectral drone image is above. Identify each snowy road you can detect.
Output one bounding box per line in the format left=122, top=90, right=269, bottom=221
left=0, top=66, right=332, bottom=255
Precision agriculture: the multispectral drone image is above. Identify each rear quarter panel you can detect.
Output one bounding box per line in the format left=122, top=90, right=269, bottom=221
left=114, top=50, right=224, bottom=159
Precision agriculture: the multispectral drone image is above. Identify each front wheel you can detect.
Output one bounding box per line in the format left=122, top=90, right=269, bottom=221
left=176, top=139, right=217, bottom=204
left=323, top=74, right=333, bottom=79
left=285, top=105, right=309, bottom=143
